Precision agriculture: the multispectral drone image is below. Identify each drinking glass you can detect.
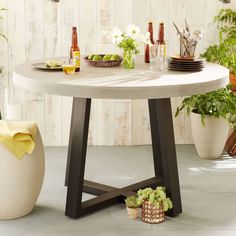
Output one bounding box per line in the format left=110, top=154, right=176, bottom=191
left=62, top=58, right=76, bottom=75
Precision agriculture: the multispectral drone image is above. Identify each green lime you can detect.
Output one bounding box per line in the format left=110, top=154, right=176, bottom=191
left=111, top=54, right=120, bottom=60
left=102, top=55, right=112, bottom=61
left=92, top=55, right=103, bottom=61
left=88, top=54, right=95, bottom=60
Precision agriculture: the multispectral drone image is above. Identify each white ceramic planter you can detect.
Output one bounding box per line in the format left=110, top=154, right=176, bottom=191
left=191, top=112, right=229, bottom=159
left=126, top=207, right=139, bottom=219
left=0, top=130, right=45, bottom=220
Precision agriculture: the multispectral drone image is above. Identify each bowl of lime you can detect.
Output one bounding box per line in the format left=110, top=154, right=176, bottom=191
left=84, top=54, right=122, bottom=67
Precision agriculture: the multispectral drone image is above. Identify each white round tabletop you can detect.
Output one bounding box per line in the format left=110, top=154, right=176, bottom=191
left=13, top=56, right=229, bottom=99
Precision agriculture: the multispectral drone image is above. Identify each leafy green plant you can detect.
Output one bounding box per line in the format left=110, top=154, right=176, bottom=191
left=175, top=85, right=236, bottom=128
left=137, top=187, right=172, bottom=212
left=0, top=7, right=7, bottom=40
left=125, top=195, right=140, bottom=208
left=201, top=9, right=236, bottom=74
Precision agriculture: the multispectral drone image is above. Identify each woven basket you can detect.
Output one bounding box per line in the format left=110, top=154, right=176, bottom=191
left=84, top=55, right=122, bottom=67
left=142, top=201, right=165, bottom=224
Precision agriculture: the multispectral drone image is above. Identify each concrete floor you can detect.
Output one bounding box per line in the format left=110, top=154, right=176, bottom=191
left=1, top=145, right=236, bottom=236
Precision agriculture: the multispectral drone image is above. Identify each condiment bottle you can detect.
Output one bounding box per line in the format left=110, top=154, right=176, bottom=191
left=145, top=22, right=155, bottom=63
left=70, top=27, right=80, bottom=72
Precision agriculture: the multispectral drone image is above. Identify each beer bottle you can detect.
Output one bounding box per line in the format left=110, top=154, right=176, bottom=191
left=70, top=27, right=80, bottom=72
left=157, top=22, right=165, bottom=45
left=145, top=22, right=155, bottom=63
left=157, top=23, right=166, bottom=71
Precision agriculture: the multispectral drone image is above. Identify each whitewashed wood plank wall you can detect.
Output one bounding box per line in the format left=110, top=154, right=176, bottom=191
left=0, top=0, right=235, bottom=146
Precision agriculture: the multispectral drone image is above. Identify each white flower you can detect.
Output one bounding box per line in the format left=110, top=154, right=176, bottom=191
left=140, top=32, right=152, bottom=46
left=126, top=24, right=141, bottom=39
left=108, top=27, right=123, bottom=45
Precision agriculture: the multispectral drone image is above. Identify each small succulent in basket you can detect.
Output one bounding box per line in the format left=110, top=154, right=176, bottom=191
left=125, top=195, right=141, bottom=219
left=137, top=187, right=172, bottom=224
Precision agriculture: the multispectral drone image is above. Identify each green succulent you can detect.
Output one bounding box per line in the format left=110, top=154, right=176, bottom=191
left=125, top=195, right=140, bottom=208
left=137, top=187, right=173, bottom=212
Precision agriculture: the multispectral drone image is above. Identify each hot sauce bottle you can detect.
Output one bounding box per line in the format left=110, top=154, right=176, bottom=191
left=145, top=22, right=155, bottom=63
left=70, top=27, right=80, bottom=72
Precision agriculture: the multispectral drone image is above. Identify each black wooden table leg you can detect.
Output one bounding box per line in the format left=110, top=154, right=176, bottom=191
left=148, top=98, right=182, bottom=217
left=65, top=97, right=91, bottom=219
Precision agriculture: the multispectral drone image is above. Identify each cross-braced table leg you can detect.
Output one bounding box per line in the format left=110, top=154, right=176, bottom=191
left=65, top=97, right=182, bottom=219
left=148, top=98, right=182, bottom=216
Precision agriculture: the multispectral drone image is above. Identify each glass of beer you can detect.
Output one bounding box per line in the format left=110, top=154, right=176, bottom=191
left=62, top=58, right=76, bottom=75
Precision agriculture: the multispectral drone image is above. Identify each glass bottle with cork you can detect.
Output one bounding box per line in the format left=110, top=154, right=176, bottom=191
left=145, top=22, right=155, bottom=63
left=70, top=26, right=80, bottom=72
left=157, top=23, right=166, bottom=71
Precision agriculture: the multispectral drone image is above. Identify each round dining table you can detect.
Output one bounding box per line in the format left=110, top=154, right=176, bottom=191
left=13, top=56, right=229, bottom=219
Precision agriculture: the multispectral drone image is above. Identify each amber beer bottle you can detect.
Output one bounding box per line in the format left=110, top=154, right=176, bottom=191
left=70, top=27, right=80, bottom=72
left=145, top=22, right=155, bottom=63
left=157, top=23, right=166, bottom=71
left=157, top=22, right=165, bottom=45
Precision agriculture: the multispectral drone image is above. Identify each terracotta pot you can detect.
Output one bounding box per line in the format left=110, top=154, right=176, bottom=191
left=126, top=207, right=139, bottom=219
left=230, top=73, right=236, bottom=91
left=191, top=112, right=229, bottom=159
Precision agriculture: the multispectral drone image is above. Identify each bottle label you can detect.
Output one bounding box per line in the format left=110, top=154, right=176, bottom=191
left=73, top=50, right=80, bottom=68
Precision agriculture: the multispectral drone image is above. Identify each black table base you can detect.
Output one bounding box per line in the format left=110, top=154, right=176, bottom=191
left=65, top=97, right=182, bottom=219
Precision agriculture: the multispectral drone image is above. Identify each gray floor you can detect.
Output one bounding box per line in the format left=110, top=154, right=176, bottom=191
left=1, top=145, right=236, bottom=236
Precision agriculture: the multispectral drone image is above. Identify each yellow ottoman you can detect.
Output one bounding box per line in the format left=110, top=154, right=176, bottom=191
left=0, top=122, right=45, bottom=220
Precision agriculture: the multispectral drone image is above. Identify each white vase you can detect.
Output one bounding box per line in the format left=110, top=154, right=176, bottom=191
left=0, top=129, right=45, bottom=220
left=191, top=112, right=229, bottom=159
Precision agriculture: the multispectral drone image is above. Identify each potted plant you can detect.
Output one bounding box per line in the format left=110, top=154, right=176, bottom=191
left=137, top=187, right=172, bottom=224
left=175, top=85, right=236, bottom=159
left=202, top=9, right=236, bottom=90
left=125, top=195, right=140, bottom=219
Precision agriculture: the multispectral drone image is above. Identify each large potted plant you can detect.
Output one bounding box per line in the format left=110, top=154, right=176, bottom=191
left=202, top=9, right=236, bottom=90
left=202, top=9, right=236, bottom=156
left=176, top=85, right=236, bottom=159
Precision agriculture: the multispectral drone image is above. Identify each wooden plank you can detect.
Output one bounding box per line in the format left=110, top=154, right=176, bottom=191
left=23, top=0, right=45, bottom=139
left=94, top=0, right=115, bottom=146
left=151, top=0, right=170, bottom=44
left=203, top=0, right=222, bottom=48
left=44, top=95, right=63, bottom=145
left=131, top=0, right=151, bottom=145
left=168, top=0, right=187, bottom=55
left=0, top=0, right=8, bottom=116
left=114, top=101, right=132, bottom=145
left=79, top=0, right=97, bottom=145
left=171, top=98, right=185, bottom=144
left=95, top=99, right=115, bottom=145
left=79, top=0, right=96, bottom=55
left=132, top=100, right=151, bottom=145
left=43, top=0, right=63, bottom=146
left=60, top=0, right=80, bottom=146
left=60, top=0, right=80, bottom=56
left=62, top=96, right=73, bottom=146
